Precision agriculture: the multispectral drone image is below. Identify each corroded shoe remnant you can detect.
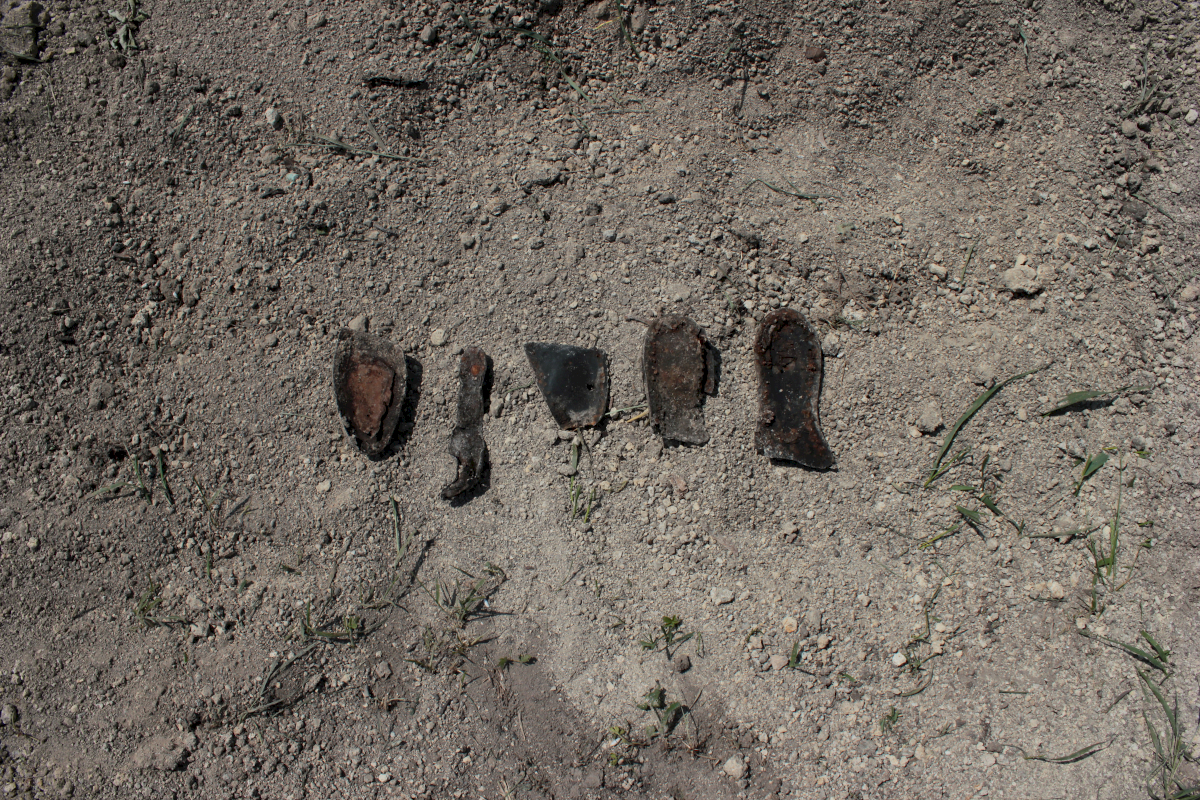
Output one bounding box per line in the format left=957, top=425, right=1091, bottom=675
left=524, top=343, right=609, bottom=429
left=643, top=315, right=716, bottom=445
left=753, top=308, right=835, bottom=469
left=442, top=347, right=490, bottom=500
left=333, top=329, right=407, bottom=457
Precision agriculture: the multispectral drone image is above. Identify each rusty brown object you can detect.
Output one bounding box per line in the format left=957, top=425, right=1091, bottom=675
left=643, top=315, right=716, bottom=445
left=333, top=329, right=407, bottom=457
left=442, top=346, right=490, bottom=500
left=524, top=342, right=609, bottom=429
left=753, top=308, right=835, bottom=470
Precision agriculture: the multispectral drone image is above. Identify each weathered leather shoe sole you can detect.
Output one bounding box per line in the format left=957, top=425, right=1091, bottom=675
left=442, top=347, right=490, bottom=500
left=753, top=308, right=835, bottom=469
left=525, top=342, right=609, bottom=429
left=643, top=315, right=715, bottom=445
left=333, top=329, right=407, bottom=457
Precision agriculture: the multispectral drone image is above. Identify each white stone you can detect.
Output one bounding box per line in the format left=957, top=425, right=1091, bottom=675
left=1002, top=264, right=1041, bottom=295
left=891, top=651, right=908, bottom=667
left=710, top=587, right=735, bottom=605
left=722, top=755, right=746, bottom=779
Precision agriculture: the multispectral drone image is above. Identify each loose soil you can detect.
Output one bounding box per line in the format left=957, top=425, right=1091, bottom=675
left=1, top=0, right=1199, bottom=798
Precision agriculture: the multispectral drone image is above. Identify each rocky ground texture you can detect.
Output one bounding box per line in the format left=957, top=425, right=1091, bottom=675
left=1, top=0, right=1199, bottom=798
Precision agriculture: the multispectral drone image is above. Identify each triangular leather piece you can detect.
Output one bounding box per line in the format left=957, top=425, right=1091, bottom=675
left=333, top=329, right=407, bottom=457
left=753, top=309, right=835, bottom=469
left=643, top=315, right=712, bottom=445
left=524, top=342, right=609, bottom=429
left=442, top=347, right=490, bottom=500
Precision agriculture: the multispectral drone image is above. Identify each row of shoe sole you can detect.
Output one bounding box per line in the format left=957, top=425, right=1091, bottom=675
left=333, top=309, right=835, bottom=501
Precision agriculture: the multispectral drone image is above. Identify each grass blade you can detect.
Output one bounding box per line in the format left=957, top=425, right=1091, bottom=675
left=919, top=520, right=964, bottom=550
left=155, top=450, right=175, bottom=507
left=1041, top=386, right=1149, bottom=416
left=927, top=363, right=1048, bottom=483
left=956, top=506, right=982, bottom=525
left=924, top=447, right=970, bottom=488
left=1008, top=740, right=1107, bottom=764
left=1080, top=630, right=1170, bottom=675
left=1141, top=631, right=1171, bottom=664
left=1073, top=452, right=1109, bottom=496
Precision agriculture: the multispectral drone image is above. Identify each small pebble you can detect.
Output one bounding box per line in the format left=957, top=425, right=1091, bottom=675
left=781, top=616, right=798, bottom=634
left=264, top=107, right=283, bottom=129
left=316, top=480, right=331, bottom=494
left=1048, top=581, right=1065, bottom=600
left=430, top=329, right=447, bottom=346
left=916, top=402, right=942, bottom=434
left=986, top=538, right=1000, bottom=552
left=891, top=651, right=908, bottom=667
left=1185, top=108, right=1198, bottom=126
left=722, top=755, right=746, bottom=779
left=816, top=634, right=831, bottom=650
left=348, top=314, right=368, bottom=332
left=710, top=587, right=735, bottom=605
left=769, top=654, right=789, bottom=671
left=674, top=654, right=691, bottom=673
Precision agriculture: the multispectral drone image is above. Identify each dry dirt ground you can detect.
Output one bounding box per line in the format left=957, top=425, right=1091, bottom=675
left=2, top=0, right=1200, bottom=798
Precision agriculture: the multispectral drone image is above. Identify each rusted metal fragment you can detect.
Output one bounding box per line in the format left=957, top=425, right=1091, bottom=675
left=525, top=342, right=609, bottom=429
left=643, top=315, right=714, bottom=445
left=333, top=329, right=407, bottom=457
left=442, top=347, right=490, bottom=500
left=753, top=308, right=835, bottom=469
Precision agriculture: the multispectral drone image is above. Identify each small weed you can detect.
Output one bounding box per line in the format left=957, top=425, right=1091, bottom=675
left=880, top=707, right=900, bottom=735
left=155, top=450, right=174, bottom=507
left=390, top=496, right=414, bottom=567
left=88, top=455, right=152, bottom=504
left=1137, top=668, right=1198, bottom=799
left=133, top=580, right=182, bottom=628
left=298, top=601, right=376, bottom=645
left=1079, top=458, right=1146, bottom=613
left=168, top=103, right=196, bottom=144
left=496, top=654, right=535, bottom=670
left=107, top=0, right=148, bottom=54
left=640, top=615, right=695, bottom=660
left=513, top=29, right=589, bottom=101
left=637, top=682, right=683, bottom=739
left=786, top=640, right=800, bottom=669
left=419, top=563, right=506, bottom=628
left=1073, top=450, right=1111, bottom=496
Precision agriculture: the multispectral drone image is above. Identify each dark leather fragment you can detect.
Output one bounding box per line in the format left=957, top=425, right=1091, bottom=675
left=753, top=308, right=835, bottom=469
left=524, top=343, right=609, bottom=429
left=333, top=329, right=407, bottom=457
left=441, top=346, right=490, bottom=500
left=643, top=315, right=714, bottom=445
